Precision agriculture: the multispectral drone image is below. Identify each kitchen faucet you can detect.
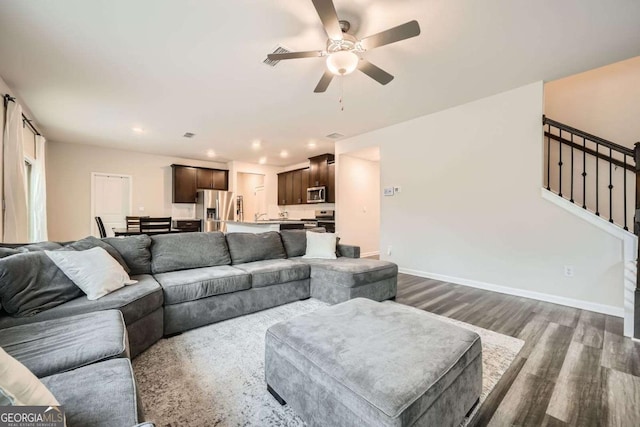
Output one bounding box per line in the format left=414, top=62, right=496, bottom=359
left=254, top=212, right=268, bottom=221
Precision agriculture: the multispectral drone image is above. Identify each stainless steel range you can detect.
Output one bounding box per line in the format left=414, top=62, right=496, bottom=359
left=315, top=210, right=335, bottom=233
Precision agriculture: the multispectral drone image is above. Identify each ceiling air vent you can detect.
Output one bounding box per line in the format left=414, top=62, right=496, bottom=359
left=326, top=132, right=344, bottom=140
left=263, top=45, right=291, bottom=67
left=183, top=132, right=195, bottom=138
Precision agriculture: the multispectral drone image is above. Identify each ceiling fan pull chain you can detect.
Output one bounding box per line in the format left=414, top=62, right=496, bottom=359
left=339, top=75, right=344, bottom=111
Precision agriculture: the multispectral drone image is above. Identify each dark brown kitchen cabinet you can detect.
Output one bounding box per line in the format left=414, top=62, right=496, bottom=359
left=211, top=169, right=229, bottom=190
left=292, top=169, right=303, bottom=204
left=173, top=164, right=229, bottom=203
left=301, top=168, right=310, bottom=203
left=308, top=154, right=334, bottom=187
left=327, top=161, right=335, bottom=203
left=196, top=168, right=214, bottom=189
left=172, top=165, right=198, bottom=203
left=278, top=173, right=287, bottom=205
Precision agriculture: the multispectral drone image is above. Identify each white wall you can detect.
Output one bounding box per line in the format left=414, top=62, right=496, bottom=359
left=228, top=161, right=281, bottom=220
left=336, top=82, right=625, bottom=312
left=545, top=56, right=640, bottom=148
left=47, top=141, right=227, bottom=241
left=337, top=154, right=380, bottom=255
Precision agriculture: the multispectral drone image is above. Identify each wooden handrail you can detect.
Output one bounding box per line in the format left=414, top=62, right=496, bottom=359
left=544, top=132, right=634, bottom=172
left=543, top=116, right=633, bottom=157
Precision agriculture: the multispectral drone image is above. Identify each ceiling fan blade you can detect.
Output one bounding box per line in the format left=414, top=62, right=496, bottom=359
left=357, top=60, right=394, bottom=85
left=267, top=51, right=324, bottom=60
left=314, top=70, right=334, bottom=93
left=311, top=0, right=343, bottom=40
left=360, top=20, right=421, bottom=50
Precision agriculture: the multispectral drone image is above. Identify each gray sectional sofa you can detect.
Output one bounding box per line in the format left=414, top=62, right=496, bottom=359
left=0, top=230, right=398, bottom=426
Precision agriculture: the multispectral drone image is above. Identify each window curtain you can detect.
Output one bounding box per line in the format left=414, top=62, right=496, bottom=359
left=30, top=134, right=48, bottom=242
left=3, top=101, right=29, bottom=243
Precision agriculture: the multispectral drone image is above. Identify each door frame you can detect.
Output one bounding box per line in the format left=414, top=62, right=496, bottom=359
left=90, top=172, right=133, bottom=237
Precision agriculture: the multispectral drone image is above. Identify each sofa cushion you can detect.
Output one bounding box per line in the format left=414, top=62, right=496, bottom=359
left=154, top=266, right=251, bottom=305
left=67, top=236, right=130, bottom=273
left=300, top=257, right=398, bottom=288
left=150, top=232, right=231, bottom=274
left=103, top=235, right=152, bottom=275
left=0, top=251, right=84, bottom=317
left=225, top=232, right=286, bottom=264
left=0, top=310, right=128, bottom=378
left=41, top=359, right=140, bottom=427
left=0, top=274, right=162, bottom=329
left=234, top=259, right=310, bottom=288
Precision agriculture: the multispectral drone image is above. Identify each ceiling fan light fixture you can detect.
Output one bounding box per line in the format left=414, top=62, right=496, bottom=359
left=326, top=51, right=359, bottom=76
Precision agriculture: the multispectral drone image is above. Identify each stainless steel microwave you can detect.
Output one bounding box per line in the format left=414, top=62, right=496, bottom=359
left=307, top=186, right=326, bottom=203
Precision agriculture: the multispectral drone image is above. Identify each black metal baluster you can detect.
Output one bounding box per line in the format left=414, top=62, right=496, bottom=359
left=570, top=133, right=574, bottom=203
left=546, top=124, right=551, bottom=191
left=558, top=129, right=563, bottom=197
left=582, top=137, right=587, bottom=209
left=624, top=155, right=628, bottom=230
left=595, top=142, right=600, bottom=216
left=609, top=147, right=613, bottom=223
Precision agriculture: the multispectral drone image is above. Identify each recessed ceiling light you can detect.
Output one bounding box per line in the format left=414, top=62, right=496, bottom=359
left=252, top=140, right=262, bottom=150
left=307, top=141, right=317, bottom=149
left=280, top=150, right=289, bottom=158
left=259, top=157, right=267, bottom=165
left=206, top=150, right=216, bottom=158
left=132, top=127, right=144, bottom=134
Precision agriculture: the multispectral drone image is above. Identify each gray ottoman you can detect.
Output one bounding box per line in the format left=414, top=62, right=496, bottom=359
left=265, top=298, right=482, bottom=427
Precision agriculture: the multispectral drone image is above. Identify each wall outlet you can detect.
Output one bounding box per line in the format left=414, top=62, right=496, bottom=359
left=564, top=265, right=574, bottom=277
left=387, top=245, right=392, bottom=256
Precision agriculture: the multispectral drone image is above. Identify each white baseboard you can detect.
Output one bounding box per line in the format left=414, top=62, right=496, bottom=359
left=399, top=267, right=624, bottom=318
left=361, top=251, right=380, bottom=258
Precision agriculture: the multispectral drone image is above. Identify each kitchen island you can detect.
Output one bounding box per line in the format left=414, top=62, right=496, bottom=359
left=225, top=220, right=316, bottom=234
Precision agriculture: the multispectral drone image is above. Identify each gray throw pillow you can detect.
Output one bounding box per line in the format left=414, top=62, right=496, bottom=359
left=0, top=248, right=23, bottom=259
left=20, top=242, right=63, bottom=251
left=66, top=236, right=130, bottom=273
left=279, top=230, right=307, bottom=258
left=225, top=232, right=287, bottom=264
left=150, top=232, right=231, bottom=274
left=103, top=235, right=152, bottom=275
left=0, top=251, right=83, bottom=317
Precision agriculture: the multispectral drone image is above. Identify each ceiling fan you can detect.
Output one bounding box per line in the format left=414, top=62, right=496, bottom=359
left=267, top=0, right=421, bottom=93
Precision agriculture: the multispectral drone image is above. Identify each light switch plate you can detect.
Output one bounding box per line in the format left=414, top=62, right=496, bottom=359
left=383, top=187, right=394, bottom=196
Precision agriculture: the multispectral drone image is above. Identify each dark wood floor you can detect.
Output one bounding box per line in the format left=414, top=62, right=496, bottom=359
left=395, top=273, right=640, bottom=426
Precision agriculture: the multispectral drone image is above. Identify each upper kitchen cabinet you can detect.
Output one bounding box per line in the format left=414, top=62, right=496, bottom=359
left=308, top=154, right=334, bottom=187
left=172, top=165, right=198, bottom=203
left=172, top=164, right=229, bottom=203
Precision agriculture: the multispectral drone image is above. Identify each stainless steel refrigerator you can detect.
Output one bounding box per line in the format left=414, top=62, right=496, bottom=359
left=196, top=190, right=235, bottom=232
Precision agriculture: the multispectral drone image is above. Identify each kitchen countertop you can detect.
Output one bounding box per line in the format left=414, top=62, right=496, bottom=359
left=229, top=220, right=316, bottom=225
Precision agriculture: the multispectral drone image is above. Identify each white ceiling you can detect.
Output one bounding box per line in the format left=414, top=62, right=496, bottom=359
left=0, top=0, right=639, bottom=166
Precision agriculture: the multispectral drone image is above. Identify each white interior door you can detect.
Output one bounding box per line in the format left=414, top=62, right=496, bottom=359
left=92, top=173, right=131, bottom=237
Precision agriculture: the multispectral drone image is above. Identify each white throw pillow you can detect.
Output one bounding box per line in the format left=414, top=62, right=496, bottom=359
left=46, top=247, right=137, bottom=300
left=303, top=231, right=338, bottom=260
left=0, top=347, right=59, bottom=406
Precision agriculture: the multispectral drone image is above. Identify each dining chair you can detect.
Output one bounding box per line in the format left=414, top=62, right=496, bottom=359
left=139, top=217, right=172, bottom=235
left=95, top=217, right=107, bottom=238
left=126, top=216, right=149, bottom=230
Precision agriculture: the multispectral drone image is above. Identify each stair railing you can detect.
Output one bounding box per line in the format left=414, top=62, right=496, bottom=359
left=543, top=116, right=640, bottom=338
left=543, top=116, right=635, bottom=231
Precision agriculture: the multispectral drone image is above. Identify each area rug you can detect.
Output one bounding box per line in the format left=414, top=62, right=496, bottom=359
left=133, top=299, right=524, bottom=426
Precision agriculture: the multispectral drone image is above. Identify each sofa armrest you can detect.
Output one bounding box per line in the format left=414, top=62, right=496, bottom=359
left=337, top=244, right=360, bottom=258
